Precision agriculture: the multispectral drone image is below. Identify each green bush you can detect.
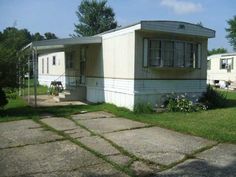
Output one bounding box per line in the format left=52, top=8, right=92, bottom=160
left=165, top=94, right=206, bottom=112
left=199, top=85, right=227, bottom=109
left=4, top=88, right=18, bottom=99
left=0, top=88, right=8, bottom=109
left=134, top=102, right=154, bottom=114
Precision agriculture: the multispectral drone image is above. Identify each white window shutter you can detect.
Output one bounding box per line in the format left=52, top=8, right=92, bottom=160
left=143, top=38, right=148, bottom=67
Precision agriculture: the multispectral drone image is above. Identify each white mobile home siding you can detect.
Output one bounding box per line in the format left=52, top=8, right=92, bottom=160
left=207, top=53, right=236, bottom=85
left=86, top=28, right=136, bottom=109
left=38, top=52, right=66, bottom=87
left=133, top=30, right=208, bottom=106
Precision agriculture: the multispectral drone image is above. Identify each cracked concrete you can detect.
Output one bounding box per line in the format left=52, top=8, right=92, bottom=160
left=76, top=117, right=147, bottom=134
left=72, top=111, right=115, bottom=120
left=0, top=120, right=63, bottom=149
left=79, top=135, right=120, bottom=156
left=1, top=111, right=236, bottom=177
left=104, top=127, right=216, bottom=166
left=0, top=140, right=128, bottom=177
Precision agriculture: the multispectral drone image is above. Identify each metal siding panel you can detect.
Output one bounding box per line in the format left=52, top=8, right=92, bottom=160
left=141, top=21, right=215, bottom=38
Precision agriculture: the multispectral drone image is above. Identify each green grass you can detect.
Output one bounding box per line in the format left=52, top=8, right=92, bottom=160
left=19, top=78, right=48, bottom=95
left=1, top=90, right=236, bottom=143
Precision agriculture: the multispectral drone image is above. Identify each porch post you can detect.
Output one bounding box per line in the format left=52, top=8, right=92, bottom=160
left=28, top=55, right=30, bottom=104
left=18, top=56, right=21, bottom=96
left=32, top=48, right=37, bottom=107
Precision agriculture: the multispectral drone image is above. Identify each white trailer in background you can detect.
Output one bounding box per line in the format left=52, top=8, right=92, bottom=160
left=207, top=53, right=236, bottom=90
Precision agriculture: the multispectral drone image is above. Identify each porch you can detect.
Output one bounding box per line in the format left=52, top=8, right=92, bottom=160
left=20, top=37, right=102, bottom=107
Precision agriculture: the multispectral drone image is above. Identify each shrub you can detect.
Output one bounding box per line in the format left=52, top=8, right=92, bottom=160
left=4, top=88, right=18, bottom=99
left=199, top=85, right=227, bottom=109
left=0, top=87, right=8, bottom=109
left=165, top=94, right=206, bottom=112
left=134, top=102, right=154, bottom=114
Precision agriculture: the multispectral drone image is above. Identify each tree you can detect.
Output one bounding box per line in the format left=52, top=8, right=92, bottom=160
left=74, top=0, right=117, bottom=36
left=32, top=32, right=45, bottom=41
left=0, top=27, right=58, bottom=89
left=0, top=27, right=32, bottom=88
left=44, top=32, right=58, bottom=40
left=226, top=16, right=236, bottom=51
left=208, top=48, right=228, bottom=56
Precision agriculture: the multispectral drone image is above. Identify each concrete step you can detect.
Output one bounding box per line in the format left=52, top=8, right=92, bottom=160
left=228, top=82, right=236, bottom=90
left=54, top=87, right=86, bottom=102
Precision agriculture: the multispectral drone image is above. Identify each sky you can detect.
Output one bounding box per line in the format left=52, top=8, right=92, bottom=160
left=0, top=0, right=235, bottom=51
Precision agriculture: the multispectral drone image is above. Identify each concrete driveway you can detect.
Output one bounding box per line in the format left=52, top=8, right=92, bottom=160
left=0, top=111, right=236, bottom=177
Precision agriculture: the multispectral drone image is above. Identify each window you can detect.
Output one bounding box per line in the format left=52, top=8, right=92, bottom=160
left=66, top=52, right=73, bottom=69
left=149, top=40, right=162, bottom=66
left=185, top=43, right=194, bottom=68
left=174, top=41, right=185, bottom=67
left=220, top=58, right=233, bottom=70
left=144, top=39, right=201, bottom=69
left=207, top=60, right=211, bottom=70
left=42, top=58, right=44, bottom=74
left=52, top=56, right=56, bottom=65
left=47, top=57, right=49, bottom=73
left=162, top=41, right=174, bottom=67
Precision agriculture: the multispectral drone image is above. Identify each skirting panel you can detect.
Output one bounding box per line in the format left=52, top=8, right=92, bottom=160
left=86, top=77, right=134, bottom=109
left=86, top=77, right=207, bottom=110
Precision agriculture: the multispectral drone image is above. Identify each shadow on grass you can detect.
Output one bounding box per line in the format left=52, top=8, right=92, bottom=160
left=0, top=103, right=112, bottom=122
left=225, top=99, right=236, bottom=108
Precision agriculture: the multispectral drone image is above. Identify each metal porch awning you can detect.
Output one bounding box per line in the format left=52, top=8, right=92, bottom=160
left=20, top=36, right=102, bottom=107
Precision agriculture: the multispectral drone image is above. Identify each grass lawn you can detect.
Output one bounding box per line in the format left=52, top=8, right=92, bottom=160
left=1, top=90, right=236, bottom=144
left=21, top=79, right=48, bottom=95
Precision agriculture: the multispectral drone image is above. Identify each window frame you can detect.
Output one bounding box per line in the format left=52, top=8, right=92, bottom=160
left=220, top=58, right=233, bottom=70
left=144, top=38, right=202, bottom=69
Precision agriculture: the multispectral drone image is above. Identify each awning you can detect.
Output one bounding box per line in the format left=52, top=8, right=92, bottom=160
left=22, top=36, right=102, bottom=53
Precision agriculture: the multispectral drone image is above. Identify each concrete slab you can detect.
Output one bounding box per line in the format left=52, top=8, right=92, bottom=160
left=104, top=127, right=216, bottom=166
left=64, top=128, right=91, bottom=138
left=156, top=158, right=236, bottom=177
left=107, top=154, right=131, bottom=166
left=77, top=117, right=147, bottom=134
left=196, top=143, right=236, bottom=168
left=33, top=163, right=129, bottom=177
left=41, top=117, right=78, bottom=131
left=130, top=161, right=156, bottom=177
left=79, top=136, right=120, bottom=156
left=0, top=120, right=63, bottom=149
left=72, top=111, right=115, bottom=120
left=0, top=140, right=127, bottom=177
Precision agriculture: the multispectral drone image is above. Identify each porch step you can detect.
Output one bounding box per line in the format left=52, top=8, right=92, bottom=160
left=54, top=87, right=86, bottom=102
left=229, top=82, right=236, bottom=90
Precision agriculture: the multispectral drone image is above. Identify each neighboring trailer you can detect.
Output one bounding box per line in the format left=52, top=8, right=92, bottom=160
left=207, top=53, right=236, bottom=89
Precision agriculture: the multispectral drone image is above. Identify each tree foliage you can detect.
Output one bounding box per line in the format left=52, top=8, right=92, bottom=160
left=74, top=0, right=117, bottom=36
left=208, top=48, right=228, bottom=56
left=44, top=32, right=58, bottom=40
left=0, top=27, right=32, bottom=88
left=0, top=27, right=58, bottom=89
left=226, top=16, right=236, bottom=51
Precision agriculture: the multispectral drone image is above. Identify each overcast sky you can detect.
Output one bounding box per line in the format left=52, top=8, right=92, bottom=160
left=0, top=0, right=235, bottom=51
